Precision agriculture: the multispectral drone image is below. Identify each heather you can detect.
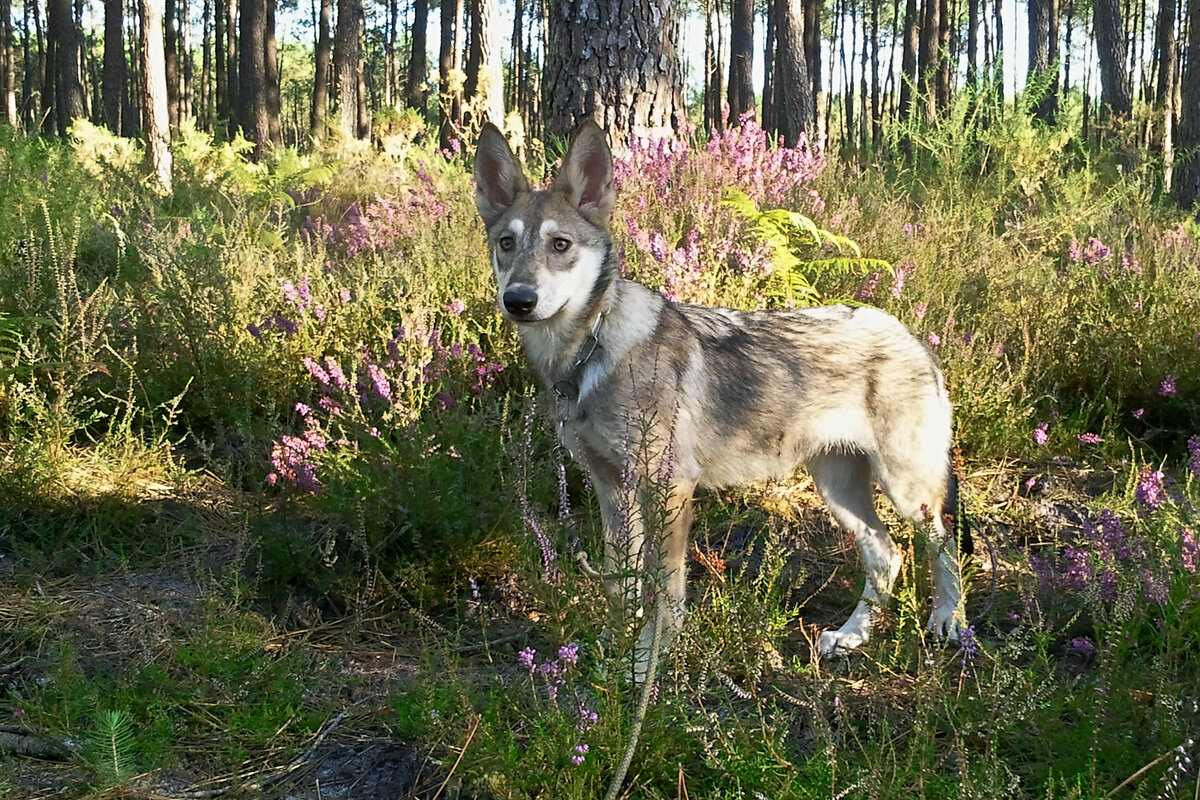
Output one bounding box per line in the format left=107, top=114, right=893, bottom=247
left=1, top=119, right=1199, bottom=798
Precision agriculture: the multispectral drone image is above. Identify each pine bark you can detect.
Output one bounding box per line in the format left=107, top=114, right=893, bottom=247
left=543, top=0, right=686, bottom=150
left=728, top=0, right=754, bottom=122
left=333, top=0, right=363, bottom=139
left=140, top=0, right=172, bottom=190
left=438, top=0, right=461, bottom=148
left=164, top=0, right=178, bottom=127
left=773, top=0, right=813, bottom=144
left=311, top=0, right=331, bottom=138
left=1093, top=0, right=1132, bottom=117
left=1153, top=0, right=1176, bottom=105
left=3, top=0, right=19, bottom=126
left=406, top=0, right=429, bottom=110
left=1174, top=0, right=1199, bottom=208
left=238, top=0, right=272, bottom=151
left=47, top=0, right=84, bottom=134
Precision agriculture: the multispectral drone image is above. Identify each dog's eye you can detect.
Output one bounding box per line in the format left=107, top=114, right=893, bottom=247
left=553, top=238, right=571, bottom=252
left=498, top=235, right=515, bottom=252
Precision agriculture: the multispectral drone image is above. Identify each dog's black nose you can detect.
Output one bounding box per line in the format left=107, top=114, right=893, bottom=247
left=503, top=286, right=538, bottom=317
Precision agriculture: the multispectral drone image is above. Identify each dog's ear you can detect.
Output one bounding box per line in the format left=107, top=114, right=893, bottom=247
left=554, top=120, right=615, bottom=227
left=474, top=123, right=529, bottom=228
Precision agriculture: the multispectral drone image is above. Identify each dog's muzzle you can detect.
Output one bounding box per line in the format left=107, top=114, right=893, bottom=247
left=503, top=285, right=538, bottom=318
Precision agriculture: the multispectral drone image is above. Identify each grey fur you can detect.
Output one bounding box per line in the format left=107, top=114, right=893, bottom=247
left=474, top=121, right=965, bottom=668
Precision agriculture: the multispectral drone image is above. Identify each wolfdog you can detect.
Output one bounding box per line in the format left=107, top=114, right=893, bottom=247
left=474, top=120, right=965, bottom=667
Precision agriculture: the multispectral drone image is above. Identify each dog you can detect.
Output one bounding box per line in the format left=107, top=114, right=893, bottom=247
left=473, top=120, right=965, bottom=667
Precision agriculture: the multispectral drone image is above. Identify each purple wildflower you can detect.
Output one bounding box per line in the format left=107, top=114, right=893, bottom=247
left=1033, top=422, right=1050, bottom=446
left=1077, top=432, right=1103, bottom=444
left=1160, top=374, right=1177, bottom=397
left=446, top=299, right=466, bottom=316
left=927, top=332, right=941, bottom=345
left=1136, top=468, right=1167, bottom=512
left=570, top=744, right=589, bottom=765
left=1070, top=636, right=1096, bottom=656
left=1187, top=436, right=1200, bottom=477
left=518, top=647, right=536, bottom=672
left=914, top=301, right=928, bottom=320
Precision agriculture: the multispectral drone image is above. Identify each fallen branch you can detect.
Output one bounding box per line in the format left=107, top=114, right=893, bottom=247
left=0, top=729, right=73, bottom=760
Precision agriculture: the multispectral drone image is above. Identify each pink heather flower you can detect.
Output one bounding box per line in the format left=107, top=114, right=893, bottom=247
left=1025, top=476, right=1038, bottom=490
left=1188, top=436, right=1200, bottom=477
left=1033, top=422, right=1050, bottom=446
left=1067, top=238, right=1081, bottom=262
left=558, top=643, right=580, bottom=666
left=1133, top=408, right=1145, bottom=419
left=856, top=272, right=880, bottom=302
left=518, top=647, right=536, bottom=672
left=1181, top=527, right=1197, bottom=573
left=339, top=288, right=351, bottom=303
left=570, top=743, right=589, bottom=765
left=1136, top=468, right=1167, bottom=511
left=1077, top=432, right=1102, bottom=444
left=282, top=279, right=298, bottom=304
left=1070, top=636, right=1096, bottom=656
left=927, top=332, right=941, bottom=345
left=295, top=402, right=313, bottom=417
left=914, top=301, right=928, bottom=320
left=1160, top=374, right=1177, bottom=397
left=446, top=299, right=466, bottom=316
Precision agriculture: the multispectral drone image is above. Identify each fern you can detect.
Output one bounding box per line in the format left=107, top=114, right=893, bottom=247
left=722, top=189, right=890, bottom=305
left=87, top=709, right=137, bottom=784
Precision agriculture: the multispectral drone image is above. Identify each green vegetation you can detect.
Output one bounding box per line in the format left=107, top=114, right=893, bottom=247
left=1, top=109, right=1198, bottom=798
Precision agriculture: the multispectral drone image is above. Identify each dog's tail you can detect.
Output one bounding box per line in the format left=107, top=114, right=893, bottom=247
left=947, top=454, right=974, bottom=557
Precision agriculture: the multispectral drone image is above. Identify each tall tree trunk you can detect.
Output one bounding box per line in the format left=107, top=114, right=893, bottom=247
left=1153, top=0, right=1177, bottom=105
left=1093, top=0, right=1132, bottom=117
left=333, top=0, right=363, bottom=139
left=966, top=0, right=978, bottom=86
left=140, top=0, right=172, bottom=190
left=47, top=0, right=83, bottom=134
left=215, top=0, right=226, bottom=130
left=773, top=0, right=813, bottom=145
left=899, top=0, right=917, bottom=119
left=936, top=0, right=950, bottom=107
left=703, top=0, right=722, bottom=130
left=762, top=0, right=776, bottom=131
left=438, top=0, right=462, bottom=148
left=1174, top=0, right=1199, bottom=209
left=102, top=0, right=125, bottom=132
left=164, top=0, right=178, bottom=127
left=465, top=0, right=503, bottom=125
left=311, top=0, right=331, bottom=139
left=406, top=0, right=429, bottom=110
left=804, top=0, right=822, bottom=139
left=264, top=0, right=281, bottom=144
left=728, top=0, right=755, bottom=122
left=543, top=0, right=685, bottom=150
left=225, top=0, right=238, bottom=131
left=238, top=0, right=271, bottom=151
left=3, top=0, right=19, bottom=126
left=917, top=0, right=939, bottom=122
left=201, top=0, right=212, bottom=127
left=1027, top=0, right=1050, bottom=111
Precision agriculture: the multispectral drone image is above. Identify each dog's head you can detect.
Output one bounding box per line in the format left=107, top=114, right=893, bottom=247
left=474, top=122, right=616, bottom=324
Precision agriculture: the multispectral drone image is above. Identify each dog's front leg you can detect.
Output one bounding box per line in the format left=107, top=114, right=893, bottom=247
left=632, top=478, right=695, bottom=682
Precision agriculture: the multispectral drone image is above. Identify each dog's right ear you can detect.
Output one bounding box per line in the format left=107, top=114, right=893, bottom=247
left=474, top=123, right=528, bottom=229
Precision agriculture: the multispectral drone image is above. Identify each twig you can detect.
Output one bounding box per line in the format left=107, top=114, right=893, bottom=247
left=430, top=714, right=479, bottom=800
left=1105, top=745, right=1177, bottom=797
left=454, top=623, right=533, bottom=653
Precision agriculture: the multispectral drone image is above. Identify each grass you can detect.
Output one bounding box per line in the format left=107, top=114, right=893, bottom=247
left=1, top=106, right=1199, bottom=798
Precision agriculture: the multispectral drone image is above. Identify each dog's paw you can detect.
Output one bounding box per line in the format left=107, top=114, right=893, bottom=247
left=927, top=606, right=965, bottom=642
left=817, top=629, right=868, bottom=657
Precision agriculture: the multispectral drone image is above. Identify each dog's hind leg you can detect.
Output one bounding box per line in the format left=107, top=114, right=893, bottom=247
left=809, top=452, right=902, bottom=656
left=875, top=456, right=965, bottom=642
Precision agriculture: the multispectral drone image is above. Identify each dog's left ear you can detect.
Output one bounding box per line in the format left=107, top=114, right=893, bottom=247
left=554, top=120, right=615, bottom=227
left=474, top=123, right=529, bottom=228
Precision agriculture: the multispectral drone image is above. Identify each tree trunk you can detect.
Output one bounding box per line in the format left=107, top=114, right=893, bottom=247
left=1153, top=0, right=1177, bottom=105
left=899, top=0, right=917, bottom=118
left=438, top=0, right=462, bottom=148
left=465, top=0, right=503, bottom=125
left=1027, top=0, right=1049, bottom=109
left=238, top=0, right=271, bottom=151
left=406, top=0, right=428, bottom=111
left=225, top=0, right=238, bottom=131
left=803, top=0, right=821, bottom=138
left=917, top=0, right=938, bottom=122
left=140, top=0, right=172, bottom=190
left=264, top=0, right=281, bottom=144
left=773, top=0, right=813, bottom=145
left=102, top=0, right=125, bottom=132
left=762, top=0, right=776, bottom=131
left=544, top=0, right=686, bottom=150
left=215, top=0, right=226, bottom=130
left=1093, top=0, right=1132, bottom=117
left=333, top=0, right=363, bottom=139
left=1174, top=0, right=1199, bottom=209
left=728, top=0, right=754, bottom=122
left=703, top=0, right=723, bottom=131
left=48, top=0, right=84, bottom=134
left=3, top=0, right=19, bottom=126
left=164, top=0, right=178, bottom=127
left=311, top=0, right=331, bottom=138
